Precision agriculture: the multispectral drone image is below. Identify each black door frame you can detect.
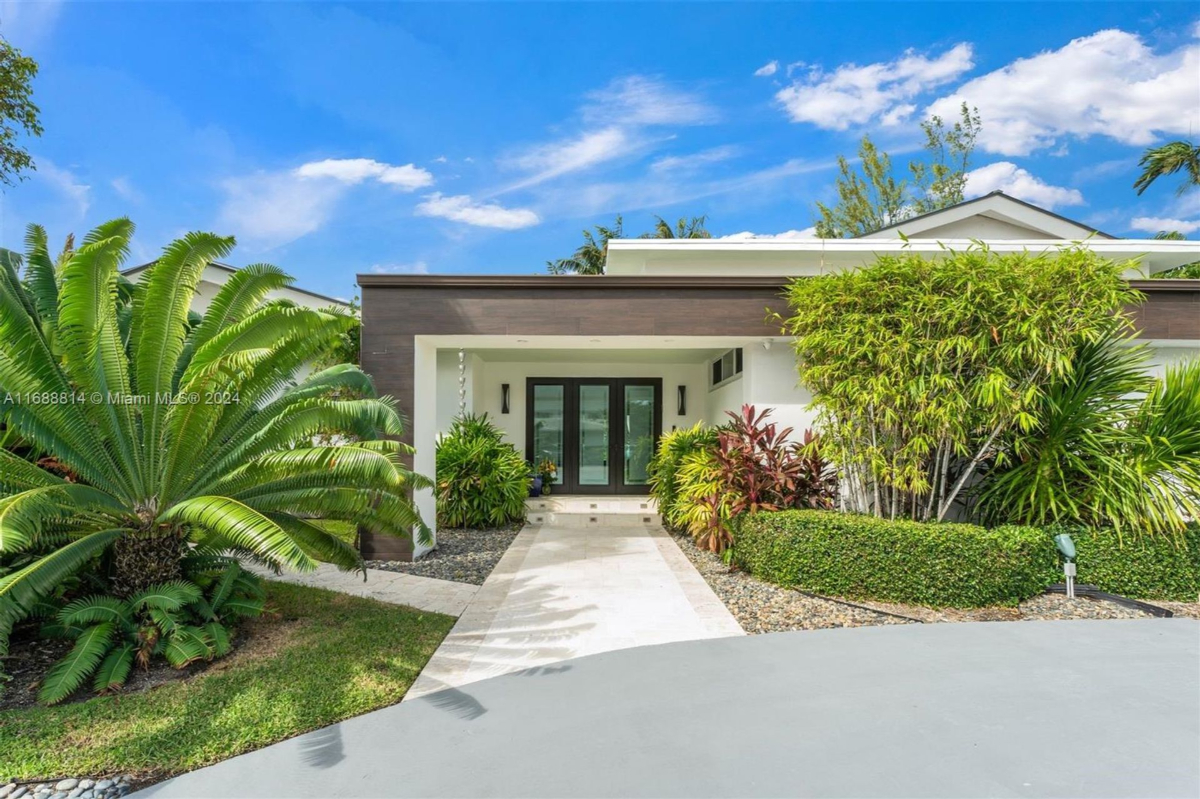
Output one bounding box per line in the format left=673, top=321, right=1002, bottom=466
left=526, top=377, right=662, bottom=495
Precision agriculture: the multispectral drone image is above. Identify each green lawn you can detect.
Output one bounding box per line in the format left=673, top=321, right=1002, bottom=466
left=0, top=582, right=453, bottom=782
left=317, top=518, right=358, bottom=543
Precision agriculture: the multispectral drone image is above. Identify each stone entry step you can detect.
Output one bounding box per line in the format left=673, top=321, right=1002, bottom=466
left=527, top=511, right=662, bottom=528
left=527, top=495, right=659, bottom=515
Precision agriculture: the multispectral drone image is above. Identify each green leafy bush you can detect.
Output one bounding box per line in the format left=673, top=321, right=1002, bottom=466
left=648, top=409, right=836, bottom=553
left=648, top=422, right=718, bottom=531
left=1051, top=524, right=1200, bottom=601
left=733, top=510, right=1056, bottom=607
left=435, top=414, right=529, bottom=529
left=784, top=246, right=1136, bottom=521
left=979, top=333, right=1200, bottom=536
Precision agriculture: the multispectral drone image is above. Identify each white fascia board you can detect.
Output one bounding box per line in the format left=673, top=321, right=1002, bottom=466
left=605, top=238, right=1200, bottom=275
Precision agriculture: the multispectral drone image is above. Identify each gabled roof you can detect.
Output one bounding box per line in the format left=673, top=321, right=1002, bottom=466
left=858, top=191, right=1115, bottom=240
left=122, top=261, right=349, bottom=307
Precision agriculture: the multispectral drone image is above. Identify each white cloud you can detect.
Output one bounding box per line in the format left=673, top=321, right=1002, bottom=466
left=964, top=159, right=1089, bottom=205
left=650, top=145, right=741, bottom=173
left=775, top=43, right=974, bottom=130
left=0, top=0, right=64, bottom=47
left=583, top=76, right=716, bottom=126
left=217, top=170, right=345, bottom=247
left=433, top=156, right=448, bottom=163
left=965, top=162, right=1084, bottom=208
left=502, top=127, right=641, bottom=191
left=294, top=158, right=432, bottom=189
left=754, top=60, right=779, bottom=77
left=720, top=227, right=817, bottom=240
left=36, top=158, right=91, bottom=217
left=217, top=156, right=433, bottom=248
left=1130, top=216, right=1200, bottom=235
left=110, top=176, right=142, bottom=204
left=528, top=156, right=838, bottom=219
left=370, top=261, right=430, bottom=274
left=414, top=193, right=540, bottom=229
left=928, top=29, right=1200, bottom=156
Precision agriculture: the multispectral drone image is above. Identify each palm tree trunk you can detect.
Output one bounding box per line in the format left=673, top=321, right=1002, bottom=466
left=110, top=529, right=186, bottom=597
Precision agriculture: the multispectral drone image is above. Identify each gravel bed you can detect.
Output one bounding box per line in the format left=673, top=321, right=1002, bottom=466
left=0, top=776, right=133, bottom=799
left=670, top=532, right=913, bottom=633
left=670, top=530, right=1194, bottom=631
left=365, top=523, right=522, bottom=585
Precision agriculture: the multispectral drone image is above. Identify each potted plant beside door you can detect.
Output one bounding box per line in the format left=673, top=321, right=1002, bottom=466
left=537, top=459, right=558, bottom=495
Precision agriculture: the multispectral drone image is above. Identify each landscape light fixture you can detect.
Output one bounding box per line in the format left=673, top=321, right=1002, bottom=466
left=1054, top=533, right=1077, bottom=598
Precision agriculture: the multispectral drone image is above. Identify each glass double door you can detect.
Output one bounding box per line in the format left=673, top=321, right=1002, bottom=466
left=527, top=378, right=662, bottom=494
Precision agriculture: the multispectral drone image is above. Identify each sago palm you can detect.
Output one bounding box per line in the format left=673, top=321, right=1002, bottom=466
left=0, top=219, right=428, bottom=652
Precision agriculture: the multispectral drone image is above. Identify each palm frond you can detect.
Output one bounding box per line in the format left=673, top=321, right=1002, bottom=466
left=130, top=231, right=236, bottom=489
left=93, top=642, right=135, bottom=693
left=0, top=529, right=124, bottom=628
left=160, top=496, right=317, bottom=572
left=128, top=579, right=203, bottom=612
left=266, top=513, right=364, bottom=574
left=38, top=621, right=115, bottom=704
left=0, top=485, right=127, bottom=553
left=22, top=223, right=58, bottom=329
left=58, top=595, right=129, bottom=628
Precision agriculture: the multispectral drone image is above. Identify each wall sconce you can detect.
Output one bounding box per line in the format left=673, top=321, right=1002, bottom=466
left=676, top=385, right=686, bottom=416
left=501, top=383, right=510, bottom=414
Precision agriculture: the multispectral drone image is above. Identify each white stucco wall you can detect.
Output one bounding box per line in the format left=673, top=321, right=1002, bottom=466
left=1145, top=344, right=1200, bottom=378
left=706, top=374, right=744, bottom=426
left=744, top=342, right=818, bottom=436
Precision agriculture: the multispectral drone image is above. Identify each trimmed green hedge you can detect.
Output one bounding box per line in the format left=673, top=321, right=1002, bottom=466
left=733, top=510, right=1057, bottom=608
left=1055, top=524, right=1200, bottom=602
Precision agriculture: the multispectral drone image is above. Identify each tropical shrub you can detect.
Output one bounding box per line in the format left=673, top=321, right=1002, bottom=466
left=648, top=422, right=718, bottom=530
left=784, top=246, right=1136, bottom=522
left=0, top=220, right=428, bottom=660
left=1049, top=524, right=1200, bottom=602
left=435, top=414, right=529, bottom=528
left=734, top=510, right=1056, bottom=608
left=649, top=407, right=836, bottom=553
left=37, top=559, right=264, bottom=704
left=977, top=331, right=1200, bottom=535
left=689, top=406, right=836, bottom=553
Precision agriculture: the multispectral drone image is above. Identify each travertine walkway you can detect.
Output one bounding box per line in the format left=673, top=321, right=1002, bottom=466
left=406, top=512, right=744, bottom=699
left=250, top=563, right=478, bottom=617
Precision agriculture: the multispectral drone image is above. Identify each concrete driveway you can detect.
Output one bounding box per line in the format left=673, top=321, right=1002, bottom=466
left=136, top=619, right=1199, bottom=798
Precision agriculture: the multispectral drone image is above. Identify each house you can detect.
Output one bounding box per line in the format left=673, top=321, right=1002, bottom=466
left=358, top=192, right=1200, bottom=559
left=122, top=261, right=350, bottom=314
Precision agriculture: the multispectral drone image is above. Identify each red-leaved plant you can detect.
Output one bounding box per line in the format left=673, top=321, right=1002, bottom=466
left=695, top=405, right=837, bottom=554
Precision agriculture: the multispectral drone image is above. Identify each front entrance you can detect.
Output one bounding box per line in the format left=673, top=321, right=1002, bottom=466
left=526, top=378, right=662, bottom=494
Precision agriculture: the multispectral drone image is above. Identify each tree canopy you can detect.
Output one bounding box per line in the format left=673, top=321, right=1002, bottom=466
left=547, top=214, right=712, bottom=274
left=0, top=35, right=43, bottom=185
left=814, top=103, right=981, bottom=238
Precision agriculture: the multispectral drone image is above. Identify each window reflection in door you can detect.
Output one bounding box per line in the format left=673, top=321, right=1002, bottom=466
left=624, top=384, right=656, bottom=485
left=578, top=383, right=610, bottom=486
left=532, top=384, right=564, bottom=484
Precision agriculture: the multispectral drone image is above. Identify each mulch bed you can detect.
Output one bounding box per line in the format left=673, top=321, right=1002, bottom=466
left=365, top=523, right=523, bottom=586
left=0, top=625, right=229, bottom=713
left=670, top=531, right=1198, bottom=633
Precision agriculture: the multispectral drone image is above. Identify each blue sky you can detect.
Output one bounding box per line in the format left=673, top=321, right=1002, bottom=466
left=1, top=2, right=1198, bottom=301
